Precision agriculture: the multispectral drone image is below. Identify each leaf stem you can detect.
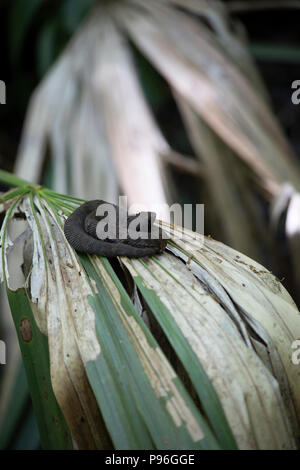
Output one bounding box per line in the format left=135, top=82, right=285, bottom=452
left=0, top=170, right=32, bottom=188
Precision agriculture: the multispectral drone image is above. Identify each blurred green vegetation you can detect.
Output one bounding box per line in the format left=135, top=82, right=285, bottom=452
left=0, top=0, right=96, bottom=174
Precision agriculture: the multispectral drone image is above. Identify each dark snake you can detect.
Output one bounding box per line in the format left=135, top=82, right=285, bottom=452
left=64, top=200, right=168, bottom=257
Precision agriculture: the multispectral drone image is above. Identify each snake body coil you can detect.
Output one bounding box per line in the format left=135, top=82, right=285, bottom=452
left=64, top=200, right=168, bottom=257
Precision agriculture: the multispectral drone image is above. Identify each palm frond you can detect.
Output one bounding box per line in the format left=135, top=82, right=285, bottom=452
left=0, top=176, right=299, bottom=449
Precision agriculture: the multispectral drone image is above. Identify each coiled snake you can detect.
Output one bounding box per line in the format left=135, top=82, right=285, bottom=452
left=64, top=200, right=168, bottom=257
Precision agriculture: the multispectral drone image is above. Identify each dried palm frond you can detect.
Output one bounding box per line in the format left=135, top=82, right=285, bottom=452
left=13, top=0, right=300, bottom=294
left=0, top=174, right=299, bottom=449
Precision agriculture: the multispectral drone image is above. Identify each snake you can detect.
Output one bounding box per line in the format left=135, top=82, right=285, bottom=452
left=64, top=200, right=168, bottom=257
